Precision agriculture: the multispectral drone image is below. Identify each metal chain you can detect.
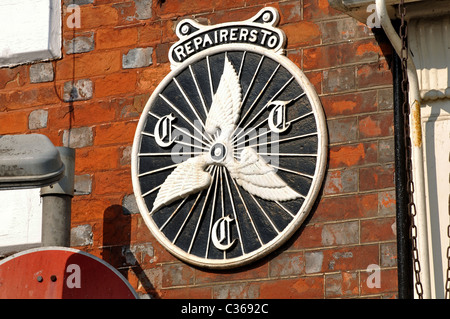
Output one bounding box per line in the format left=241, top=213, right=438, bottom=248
left=398, top=0, right=424, bottom=299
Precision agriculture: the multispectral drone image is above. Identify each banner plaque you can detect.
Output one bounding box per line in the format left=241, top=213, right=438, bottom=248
left=132, top=7, right=327, bottom=269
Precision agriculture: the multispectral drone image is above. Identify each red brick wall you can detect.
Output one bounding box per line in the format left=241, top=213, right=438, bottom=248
left=0, top=0, right=397, bottom=298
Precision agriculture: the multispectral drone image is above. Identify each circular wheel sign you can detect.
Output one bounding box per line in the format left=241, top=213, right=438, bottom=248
left=132, top=8, right=327, bottom=269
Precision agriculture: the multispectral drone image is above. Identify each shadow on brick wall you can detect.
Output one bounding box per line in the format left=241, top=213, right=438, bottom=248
left=102, top=204, right=160, bottom=299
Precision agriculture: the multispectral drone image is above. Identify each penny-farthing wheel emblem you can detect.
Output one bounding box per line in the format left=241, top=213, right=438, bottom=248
left=132, top=8, right=327, bottom=269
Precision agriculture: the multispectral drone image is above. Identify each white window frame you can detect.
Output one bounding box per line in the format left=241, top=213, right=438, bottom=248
left=0, top=0, right=61, bottom=68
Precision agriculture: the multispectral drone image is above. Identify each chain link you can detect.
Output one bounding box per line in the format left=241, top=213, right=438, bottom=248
left=398, top=0, right=424, bottom=299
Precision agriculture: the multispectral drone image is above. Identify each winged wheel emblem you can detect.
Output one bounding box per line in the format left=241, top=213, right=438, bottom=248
left=151, top=56, right=301, bottom=213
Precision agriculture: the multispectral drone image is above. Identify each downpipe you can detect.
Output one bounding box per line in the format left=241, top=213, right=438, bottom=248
left=376, top=0, right=431, bottom=298
left=40, top=147, right=75, bottom=247
left=393, top=50, right=413, bottom=298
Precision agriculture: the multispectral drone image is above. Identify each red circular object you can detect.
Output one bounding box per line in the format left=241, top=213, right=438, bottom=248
left=0, top=247, right=138, bottom=299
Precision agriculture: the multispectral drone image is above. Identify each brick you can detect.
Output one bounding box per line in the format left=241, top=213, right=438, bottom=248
left=350, top=40, right=382, bottom=64
left=100, top=209, right=133, bottom=246
left=51, top=99, right=119, bottom=128
left=286, top=49, right=302, bottom=69
left=75, top=146, right=119, bottom=173
left=313, top=193, right=378, bottom=223
left=378, top=190, right=396, bottom=216
left=321, top=90, right=377, bottom=117
left=133, top=0, right=152, bottom=20
left=329, top=142, right=378, bottom=169
left=28, top=109, right=48, bottom=130
left=381, top=242, right=397, bottom=267
left=64, top=4, right=119, bottom=30
left=71, top=197, right=114, bottom=223
left=212, top=282, right=260, bottom=299
left=323, top=169, right=358, bottom=195
left=325, top=272, right=359, bottom=298
left=154, top=0, right=215, bottom=19
left=95, top=72, right=137, bottom=98
left=63, top=126, right=93, bottom=148
left=303, top=0, right=344, bottom=20
left=113, top=0, right=152, bottom=25
left=155, top=43, right=170, bottom=64
left=120, top=145, right=132, bottom=166
left=136, top=64, right=171, bottom=94
left=94, top=120, right=137, bottom=145
left=162, top=263, right=194, bottom=287
left=304, top=70, right=322, bottom=94
left=127, top=267, right=163, bottom=297
left=303, top=45, right=339, bottom=71
left=357, top=60, right=392, bottom=89
left=138, top=21, right=164, bottom=46
left=55, top=51, right=121, bottom=81
left=322, top=67, right=355, bottom=93
left=195, top=260, right=268, bottom=285
left=258, top=276, right=324, bottom=298
left=282, top=21, right=321, bottom=48
left=358, top=113, right=394, bottom=138
left=359, top=164, right=395, bottom=191
left=0, top=65, right=27, bottom=90
left=29, top=63, right=54, bottom=83
left=360, top=268, right=397, bottom=295
left=63, top=79, right=94, bottom=102
left=93, top=169, right=133, bottom=194
left=74, top=174, right=92, bottom=195
left=269, top=251, right=305, bottom=277
left=305, top=251, right=324, bottom=274
left=64, top=31, right=95, bottom=54
left=378, top=88, right=393, bottom=110
left=278, top=1, right=302, bottom=24
left=291, top=224, right=323, bottom=249
left=327, top=117, right=358, bottom=144
left=324, top=245, right=379, bottom=272
left=0, top=85, right=60, bottom=110
left=122, top=47, right=153, bottom=69
left=161, top=286, right=212, bottom=299
left=64, top=0, right=93, bottom=5
left=320, top=18, right=370, bottom=44
left=96, top=27, right=138, bottom=50
left=304, top=41, right=380, bottom=71
left=70, top=224, right=93, bottom=247
left=321, top=221, right=359, bottom=246
left=0, top=111, right=28, bottom=134
left=361, top=217, right=396, bottom=243
left=379, top=138, right=395, bottom=163
left=123, top=242, right=155, bottom=266
left=119, top=94, right=149, bottom=119
left=122, top=194, right=139, bottom=215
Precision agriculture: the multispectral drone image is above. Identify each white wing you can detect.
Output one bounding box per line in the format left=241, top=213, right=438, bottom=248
left=205, top=55, right=242, bottom=137
left=151, top=155, right=211, bottom=213
left=228, top=147, right=301, bottom=201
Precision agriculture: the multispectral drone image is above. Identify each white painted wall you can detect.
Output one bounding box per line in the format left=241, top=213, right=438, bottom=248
left=409, top=13, right=450, bottom=299
left=422, top=100, right=450, bottom=299
left=0, top=0, right=61, bottom=68
left=0, top=188, right=42, bottom=256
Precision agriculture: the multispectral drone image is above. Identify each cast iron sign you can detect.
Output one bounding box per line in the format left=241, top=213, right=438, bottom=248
left=131, top=7, right=328, bottom=269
